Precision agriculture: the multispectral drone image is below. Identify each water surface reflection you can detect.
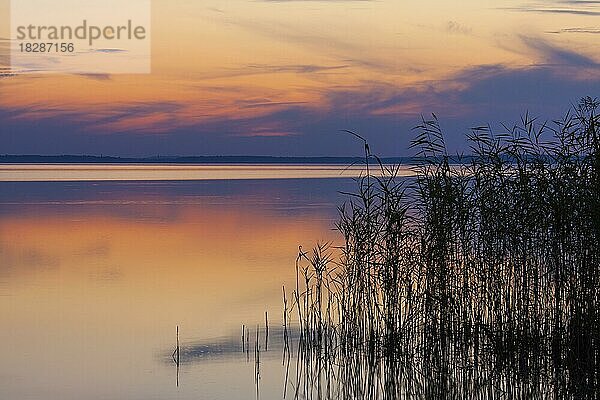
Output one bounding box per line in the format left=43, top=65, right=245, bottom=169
left=0, top=178, right=353, bottom=400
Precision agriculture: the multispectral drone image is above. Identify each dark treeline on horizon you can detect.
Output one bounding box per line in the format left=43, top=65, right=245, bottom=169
left=0, top=153, right=559, bottom=166
left=0, top=154, right=414, bottom=165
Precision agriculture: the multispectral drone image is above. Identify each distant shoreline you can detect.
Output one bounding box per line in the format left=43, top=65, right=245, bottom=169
left=0, top=155, right=414, bottom=165
left=0, top=155, right=482, bottom=165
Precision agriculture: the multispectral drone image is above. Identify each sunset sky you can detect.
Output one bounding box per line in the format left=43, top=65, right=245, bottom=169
left=1, top=0, right=599, bottom=156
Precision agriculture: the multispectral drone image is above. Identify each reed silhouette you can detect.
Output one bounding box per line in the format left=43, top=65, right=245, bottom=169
left=286, top=97, right=600, bottom=399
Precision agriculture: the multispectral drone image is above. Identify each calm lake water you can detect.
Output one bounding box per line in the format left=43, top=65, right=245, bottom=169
left=0, top=164, right=410, bottom=182
left=0, top=165, right=365, bottom=400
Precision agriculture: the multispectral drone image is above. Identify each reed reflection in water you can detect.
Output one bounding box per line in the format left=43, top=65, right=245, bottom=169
left=278, top=99, right=600, bottom=400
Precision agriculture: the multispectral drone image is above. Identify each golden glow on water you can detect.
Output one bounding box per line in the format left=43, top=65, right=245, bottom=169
left=1, top=205, right=332, bottom=334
